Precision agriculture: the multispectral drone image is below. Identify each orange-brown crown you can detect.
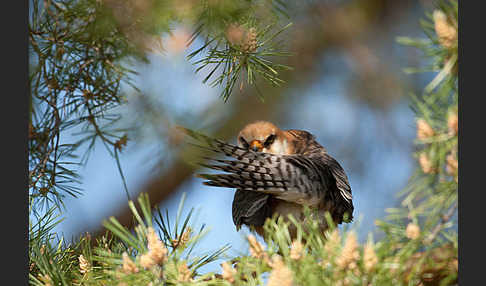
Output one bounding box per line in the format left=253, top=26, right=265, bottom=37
left=237, top=121, right=294, bottom=154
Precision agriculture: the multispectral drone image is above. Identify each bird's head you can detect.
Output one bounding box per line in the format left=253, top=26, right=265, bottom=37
left=237, top=121, right=292, bottom=154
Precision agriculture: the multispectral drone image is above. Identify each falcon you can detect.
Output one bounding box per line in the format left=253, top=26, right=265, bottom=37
left=182, top=121, right=354, bottom=239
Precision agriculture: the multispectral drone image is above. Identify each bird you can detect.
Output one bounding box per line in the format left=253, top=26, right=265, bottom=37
left=182, top=121, right=354, bottom=239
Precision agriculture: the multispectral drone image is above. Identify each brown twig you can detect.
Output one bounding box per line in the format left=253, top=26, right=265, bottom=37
left=424, top=201, right=458, bottom=245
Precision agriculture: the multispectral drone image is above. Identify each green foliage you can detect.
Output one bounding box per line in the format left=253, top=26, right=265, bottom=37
left=380, top=0, right=458, bottom=249
left=28, top=189, right=457, bottom=285
left=189, top=21, right=293, bottom=102
left=29, top=0, right=142, bottom=209
left=29, top=203, right=82, bottom=285
left=29, top=193, right=231, bottom=285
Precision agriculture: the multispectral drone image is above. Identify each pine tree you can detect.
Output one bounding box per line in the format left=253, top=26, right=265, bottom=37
left=29, top=0, right=458, bottom=285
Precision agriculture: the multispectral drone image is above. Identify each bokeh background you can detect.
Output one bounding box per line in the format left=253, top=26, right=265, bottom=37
left=51, top=0, right=436, bottom=273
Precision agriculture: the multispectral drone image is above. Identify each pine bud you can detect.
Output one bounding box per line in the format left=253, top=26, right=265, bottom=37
left=146, top=227, right=168, bottom=266
left=78, top=254, right=91, bottom=274
left=172, top=227, right=192, bottom=249
left=139, top=253, right=155, bottom=269
left=363, top=241, right=378, bottom=272
left=447, top=111, right=458, bottom=136
left=242, top=27, right=257, bottom=53
left=122, top=252, right=139, bottom=274
left=114, top=134, right=128, bottom=151
left=247, top=234, right=268, bottom=262
left=416, top=119, right=435, bottom=141
left=446, top=151, right=458, bottom=176
left=225, top=24, right=258, bottom=53
left=177, top=262, right=192, bottom=282
left=268, top=255, right=294, bottom=286
left=221, top=261, right=237, bottom=283
left=336, top=232, right=360, bottom=270
left=290, top=240, right=304, bottom=261
left=323, top=229, right=341, bottom=258
left=433, top=10, right=457, bottom=49
left=405, top=223, right=420, bottom=240
left=419, top=153, right=435, bottom=174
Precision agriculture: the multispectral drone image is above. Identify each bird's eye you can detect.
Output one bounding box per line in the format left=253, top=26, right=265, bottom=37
left=264, top=134, right=276, bottom=147
left=239, top=137, right=249, bottom=148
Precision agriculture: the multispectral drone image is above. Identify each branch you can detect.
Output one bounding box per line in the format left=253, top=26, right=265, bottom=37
left=424, top=201, right=458, bottom=245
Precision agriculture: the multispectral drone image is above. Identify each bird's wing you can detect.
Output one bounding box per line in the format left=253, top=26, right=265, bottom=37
left=311, top=152, right=354, bottom=222
left=181, top=127, right=328, bottom=206
left=285, top=129, right=353, bottom=219
left=232, top=190, right=271, bottom=228
left=307, top=152, right=352, bottom=202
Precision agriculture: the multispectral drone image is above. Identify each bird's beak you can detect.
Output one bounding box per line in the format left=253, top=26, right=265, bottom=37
left=249, top=140, right=263, bottom=152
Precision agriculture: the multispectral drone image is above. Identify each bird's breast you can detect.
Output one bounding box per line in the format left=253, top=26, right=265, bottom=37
left=265, top=138, right=291, bottom=155
left=269, top=198, right=330, bottom=239
left=271, top=200, right=305, bottom=221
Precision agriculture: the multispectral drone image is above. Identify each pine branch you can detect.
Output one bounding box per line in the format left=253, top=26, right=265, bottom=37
left=424, top=201, right=457, bottom=245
